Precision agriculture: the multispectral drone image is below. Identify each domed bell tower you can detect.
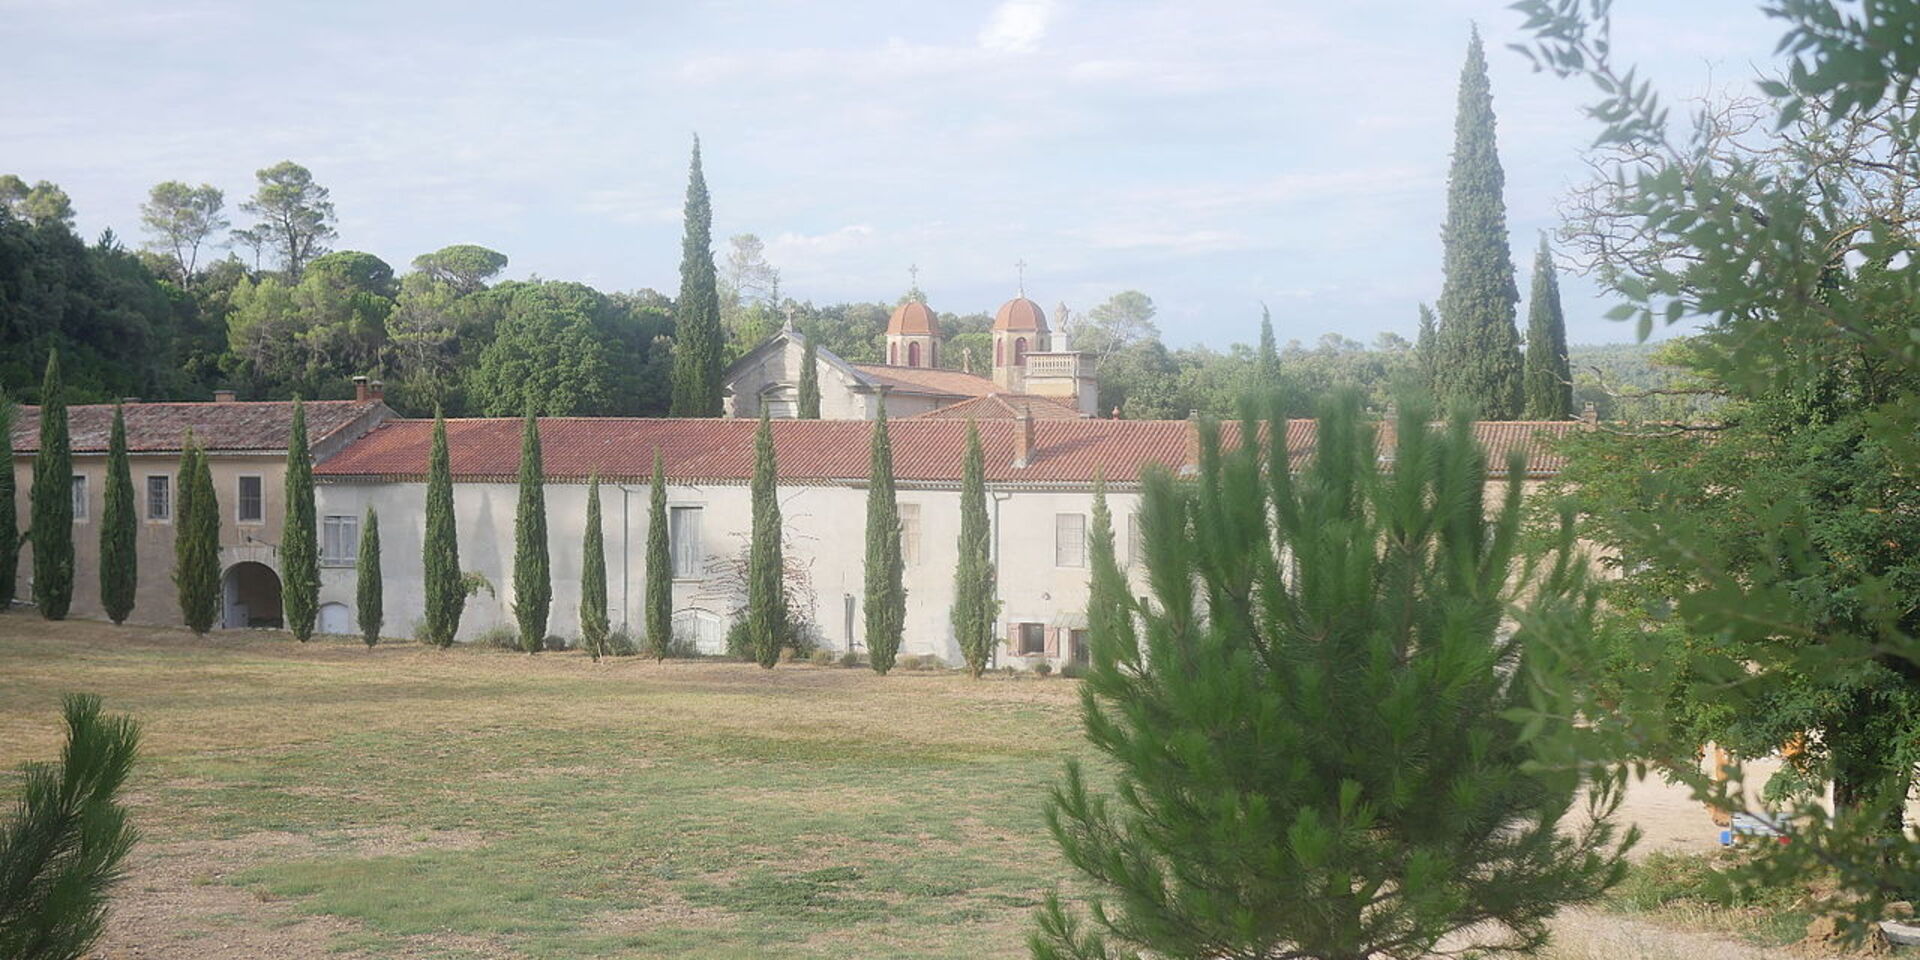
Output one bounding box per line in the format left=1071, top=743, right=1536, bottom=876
left=885, top=299, right=939, bottom=368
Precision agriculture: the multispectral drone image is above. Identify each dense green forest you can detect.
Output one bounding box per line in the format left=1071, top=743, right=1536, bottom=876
left=0, top=164, right=1696, bottom=420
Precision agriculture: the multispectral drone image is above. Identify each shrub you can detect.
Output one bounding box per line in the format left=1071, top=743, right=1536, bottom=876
left=1033, top=660, right=1053, bottom=678
left=809, top=648, right=835, bottom=666
left=475, top=625, right=520, bottom=650
left=665, top=634, right=702, bottom=659
left=543, top=635, right=569, bottom=652
left=0, top=694, right=141, bottom=960
left=1058, top=662, right=1087, bottom=680
left=838, top=649, right=862, bottom=669
left=606, top=628, right=639, bottom=657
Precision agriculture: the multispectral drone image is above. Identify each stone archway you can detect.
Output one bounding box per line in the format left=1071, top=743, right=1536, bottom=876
left=222, top=561, right=283, bottom=629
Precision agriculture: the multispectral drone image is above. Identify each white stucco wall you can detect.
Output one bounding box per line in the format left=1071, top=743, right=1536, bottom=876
left=314, top=477, right=1144, bottom=667
left=725, top=337, right=874, bottom=421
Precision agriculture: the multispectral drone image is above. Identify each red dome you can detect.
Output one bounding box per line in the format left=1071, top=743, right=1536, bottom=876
left=993, top=296, right=1047, bottom=332
left=887, top=300, right=939, bottom=337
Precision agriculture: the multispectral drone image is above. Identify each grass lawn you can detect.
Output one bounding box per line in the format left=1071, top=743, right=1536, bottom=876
left=0, top=617, right=1093, bottom=959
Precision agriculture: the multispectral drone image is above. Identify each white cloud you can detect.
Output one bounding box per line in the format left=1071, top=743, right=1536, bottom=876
left=978, top=0, right=1057, bottom=54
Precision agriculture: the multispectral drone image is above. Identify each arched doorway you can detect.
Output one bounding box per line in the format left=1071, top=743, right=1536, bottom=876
left=223, top=561, right=283, bottom=629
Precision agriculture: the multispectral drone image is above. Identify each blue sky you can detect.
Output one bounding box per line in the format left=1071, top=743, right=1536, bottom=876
left=5, top=0, right=1787, bottom=349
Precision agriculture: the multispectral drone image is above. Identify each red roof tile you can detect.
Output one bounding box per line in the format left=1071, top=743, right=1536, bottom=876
left=11, top=400, right=386, bottom=455
left=908, top=393, right=1085, bottom=420
left=885, top=301, right=940, bottom=337
left=851, top=364, right=1000, bottom=399
left=314, top=416, right=1583, bottom=485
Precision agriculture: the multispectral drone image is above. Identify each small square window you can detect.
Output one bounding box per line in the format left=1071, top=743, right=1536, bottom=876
left=237, top=475, right=263, bottom=523
left=146, top=475, right=171, bottom=521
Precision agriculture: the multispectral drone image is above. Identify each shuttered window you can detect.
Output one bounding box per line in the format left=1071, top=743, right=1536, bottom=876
left=1018, top=622, right=1046, bottom=656
left=670, top=506, right=702, bottom=578
left=1055, top=513, right=1087, bottom=568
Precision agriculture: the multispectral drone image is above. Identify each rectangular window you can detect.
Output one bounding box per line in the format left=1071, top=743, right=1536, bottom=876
left=71, top=475, right=89, bottom=521
left=1018, top=622, right=1046, bottom=656
left=1071, top=629, right=1091, bottom=665
left=322, top=514, right=360, bottom=565
left=899, top=503, right=921, bottom=566
left=1128, top=513, right=1144, bottom=567
left=146, top=475, right=171, bottom=521
left=237, top=475, right=264, bottom=523
left=1055, top=512, right=1087, bottom=568
left=669, top=506, right=702, bottom=578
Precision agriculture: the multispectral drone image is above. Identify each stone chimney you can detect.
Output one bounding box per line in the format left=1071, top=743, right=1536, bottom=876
left=353, top=375, right=371, bottom=402
left=370, top=380, right=385, bottom=402
left=1013, top=406, right=1035, bottom=468
left=1580, top=401, right=1599, bottom=430
left=212, top=390, right=236, bottom=403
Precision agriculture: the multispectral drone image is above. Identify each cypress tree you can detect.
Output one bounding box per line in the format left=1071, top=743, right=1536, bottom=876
left=745, top=410, right=786, bottom=668
left=31, top=350, right=73, bottom=620
left=1435, top=26, right=1523, bottom=419
left=0, top=393, right=15, bottom=610
left=669, top=135, right=725, bottom=417
left=1416, top=302, right=1440, bottom=399
left=580, top=475, right=610, bottom=661
left=357, top=505, right=381, bottom=648
left=645, top=449, right=673, bottom=660
left=100, top=403, right=136, bottom=624
left=863, top=395, right=905, bottom=673
left=951, top=422, right=999, bottom=677
left=31, top=353, right=74, bottom=622
left=512, top=410, right=550, bottom=653
left=797, top=336, right=821, bottom=420
left=173, top=432, right=221, bottom=634
left=1523, top=237, right=1574, bottom=419
left=282, top=398, right=318, bottom=641
left=1256, top=305, right=1280, bottom=385
left=422, top=410, right=462, bottom=648
left=1084, top=473, right=1128, bottom=665
left=1032, top=393, right=1627, bottom=960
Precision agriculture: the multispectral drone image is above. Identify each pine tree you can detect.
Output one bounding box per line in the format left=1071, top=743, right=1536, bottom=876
left=797, top=336, right=821, bottom=419
left=863, top=396, right=905, bottom=673
left=99, top=403, right=137, bottom=624
left=1031, top=393, right=1627, bottom=960
left=745, top=410, right=786, bottom=668
left=580, top=475, right=610, bottom=662
left=0, top=392, right=16, bottom=610
left=31, top=350, right=73, bottom=620
left=357, top=505, right=381, bottom=648
left=645, top=449, right=673, bottom=660
left=670, top=136, right=725, bottom=417
left=1416, top=302, right=1440, bottom=399
left=422, top=411, right=462, bottom=648
left=1435, top=27, right=1523, bottom=419
left=951, top=422, right=999, bottom=677
left=512, top=410, right=550, bottom=653
left=173, top=433, right=221, bottom=634
left=282, top=398, right=318, bottom=641
left=0, top=695, right=141, bottom=960
left=1523, top=237, right=1573, bottom=419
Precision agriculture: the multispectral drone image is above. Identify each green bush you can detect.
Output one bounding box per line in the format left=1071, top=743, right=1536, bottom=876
left=838, top=649, right=862, bottom=669
left=665, top=633, right=703, bottom=659
left=542, top=635, right=568, bottom=652
left=605, top=628, right=639, bottom=657
left=475, top=625, right=519, bottom=650
left=1058, top=662, right=1086, bottom=679
left=809, top=648, right=835, bottom=666
left=1033, top=660, right=1053, bottom=678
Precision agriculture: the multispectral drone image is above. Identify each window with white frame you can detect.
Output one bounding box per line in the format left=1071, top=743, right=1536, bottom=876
left=669, top=506, right=703, bottom=578
left=237, top=475, right=264, bottom=523
left=1055, top=512, right=1087, bottom=568
left=322, top=514, right=360, bottom=565
left=899, top=502, right=921, bottom=565
left=70, top=475, right=89, bottom=521
left=146, top=475, right=171, bottom=521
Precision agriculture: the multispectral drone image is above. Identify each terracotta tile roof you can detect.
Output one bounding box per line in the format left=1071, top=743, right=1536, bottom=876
left=314, top=416, right=1583, bottom=485
left=907, top=393, right=1085, bottom=420
left=851, top=364, right=1000, bottom=399
left=10, top=400, right=385, bottom=455
left=886, top=301, right=939, bottom=336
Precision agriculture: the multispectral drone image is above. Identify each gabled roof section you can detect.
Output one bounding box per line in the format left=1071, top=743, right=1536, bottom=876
left=11, top=400, right=389, bottom=456
left=849, top=364, right=999, bottom=399
left=722, top=328, right=871, bottom=394
left=907, top=393, right=1084, bottom=420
